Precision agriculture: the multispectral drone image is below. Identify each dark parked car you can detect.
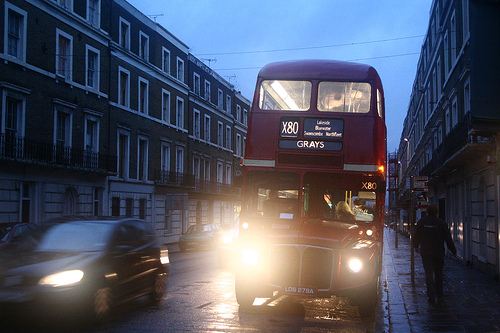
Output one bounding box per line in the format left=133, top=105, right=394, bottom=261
left=178, top=223, right=223, bottom=252
left=0, top=217, right=169, bottom=321
left=0, top=223, right=38, bottom=250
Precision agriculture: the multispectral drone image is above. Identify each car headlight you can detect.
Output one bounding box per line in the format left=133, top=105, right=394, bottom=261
left=240, top=248, right=259, bottom=266
left=39, top=270, right=84, bottom=287
left=347, top=258, right=363, bottom=273
left=221, top=234, right=234, bottom=244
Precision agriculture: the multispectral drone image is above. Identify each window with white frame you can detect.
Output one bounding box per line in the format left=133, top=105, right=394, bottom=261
left=217, top=122, right=223, bottom=146
left=176, top=97, right=184, bottom=129
left=193, top=109, right=201, bottom=139
left=161, top=141, right=170, bottom=173
left=176, top=58, right=184, bottom=82
left=203, top=159, right=210, bottom=182
left=56, top=29, right=73, bottom=80
left=139, top=31, right=149, bottom=62
left=175, top=147, right=184, bottom=175
left=204, top=115, right=211, bottom=142
left=86, top=45, right=99, bottom=90
left=217, top=161, right=223, bottom=183
left=137, top=136, right=148, bottom=181
left=225, top=125, right=231, bottom=150
left=162, top=89, right=170, bottom=124
left=2, top=89, right=26, bottom=140
left=118, top=67, right=130, bottom=107
left=194, top=73, right=201, bottom=95
left=218, top=89, right=223, bottom=109
left=193, top=156, right=201, bottom=180
left=119, top=17, right=130, bottom=50
left=54, top=0, right=73, bottom=10
left=162, top=47, right=170, bottom=74
left=138, top=77, right=149, bottom=114
left=444, top=32, right=449, bottom=74
left=87, top=0, right=100, bottom=28
left=243, top=109, right=248, bottom=125
left=451, top=12, right=457, bottom=61
left=54, top=104, right=73, bottom=148
left=464, top=78, right=470, bottom=114
left=451, top=95, right=458, bottom=128
left=225, top=164, right=232, bottom=185
left=445, top=106, right=451, bottom=134
left=462, top=0, right=469, bottom=42
left=226, top=95, right=231, bottom=113
left=84, top=114, right=99, bottom=153
left=236, top=133, right=242, bottom=156
left=437, top=57, right=442, bottom=97
left=117, top=130, right=130, bottom=179
left=204, top=80, right=211, bottom=102
left=5, top=3, right=27, bottom=62
left=236, top=105, right=241, bottom=122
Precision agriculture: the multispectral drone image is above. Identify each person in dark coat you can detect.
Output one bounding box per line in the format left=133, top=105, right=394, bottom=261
left=413, top=204, right=457, bottom=305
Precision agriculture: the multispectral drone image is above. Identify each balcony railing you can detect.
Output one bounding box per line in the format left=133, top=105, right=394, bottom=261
left=155, top=169, right=240, bottom=196
left=0, top=134, right=116, bottom=173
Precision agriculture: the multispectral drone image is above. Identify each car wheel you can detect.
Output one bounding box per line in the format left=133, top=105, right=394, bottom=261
left=150, top=272, right=167, bottom=304
left=93, top=286, right=113, bottom=320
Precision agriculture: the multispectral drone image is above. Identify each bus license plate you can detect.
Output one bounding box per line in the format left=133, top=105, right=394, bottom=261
left=283, top=285, right=317, bottom=296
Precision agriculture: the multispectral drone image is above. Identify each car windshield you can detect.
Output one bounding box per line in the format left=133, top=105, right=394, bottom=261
left=36, top=222, right=114, bottom=252
left=186, top=225, right=211, bottom=234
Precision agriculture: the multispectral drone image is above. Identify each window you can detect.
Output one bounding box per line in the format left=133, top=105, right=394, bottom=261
left=451, top=95, right=458, bottom=127
left=243, top=109, right=248, bottom=125
left=162, top=89, right=170, bottom=124
left=218, top=89, right=224, bottom=109
left=204, top=80, right=211, bottom=102
left=193, top=156, right=201, bottom=179
left=445, top=106, right=451, bottom=134
left=225, top=126, right=231, bottom=150
left=193, top=109, right=201, bottom=139
left=175, top=147, right=184, bottom=175
left=236, top=134, right=242, bottom=156
left=176, top=58, right=184, bottom=82
left=56, top=29, right=73, bottom=80
left=119, top=18, right=130, bottom=50
left=226, top=95, right=231, bottom=113
left=139, top=199, right=146, bottom=219
left=176, top=97, right=184, bottom=129
left=451, top=12, right=457, bottom=61
left=139, top=31, right=149, bottom=61
left=204, top=115, right=211, bottom=142
left=236, top=105, right=242, bottom=122
left=84, top=115, right=99, bottom=168
left=86, top=45, right=99, bottom=90
left=203, top=159, right=210, bottom=182
left=138, top=137, right=148, bottom=181
left=217, top=122, right=223, bottom=146
left=54, top=105, right=72, bottom=148
left=260, top=80, right=312, bottom=111
left=217, top=161, right=223, bottom=183
left=162, top=47, right=170, bottom=74
left=87, top=0, right=100, bottom=27
left=161, top=142, right=170, bottom=173
left=138, top=77, right=149, bottom=114
left=317, top=82, right=371, bottom=113
left=54, top=0, right=72, bottom=10
left=225, top=164, right=232, bottom=185
left=462, top=0, right=469, bottom=42
left=5, top=3, right=27, bottom=61
left=464, top=79, right=470, bottom=114
left=194, top=73, right=201, bottom=95
left=118, top=67, right=130, bottom=107
left=444, top=32, right=449, bottom=74
left=93, top=188, right=101, bottom=216
left=111, top=197, right=120, bottom=216
left=126, top=198, right=133, bottom=217
left=118, top=130, right=130, bottom=179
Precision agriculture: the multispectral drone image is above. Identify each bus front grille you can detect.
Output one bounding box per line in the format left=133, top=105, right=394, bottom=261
left=269, top=245, right=334, bottom=290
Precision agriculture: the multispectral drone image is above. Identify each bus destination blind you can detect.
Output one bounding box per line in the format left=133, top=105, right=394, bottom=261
left=280, top=117, right=343, bottom=151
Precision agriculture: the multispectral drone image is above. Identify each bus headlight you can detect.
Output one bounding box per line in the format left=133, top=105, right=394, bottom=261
left=241, top=248, right=259, bottom=266
left=348, top=258, right=363, bottom=273
left=366, top=229, right=373, bottom=237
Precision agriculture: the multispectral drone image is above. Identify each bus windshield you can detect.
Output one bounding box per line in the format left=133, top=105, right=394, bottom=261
left=259, top=80, right=312, bottom=111
left=245, top=171, right=300, bottom=219
left=317, top=82, right=371, bottom=113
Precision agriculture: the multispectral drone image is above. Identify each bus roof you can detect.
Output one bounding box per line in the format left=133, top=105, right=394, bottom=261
left=258, top=60, right=381, bottom=85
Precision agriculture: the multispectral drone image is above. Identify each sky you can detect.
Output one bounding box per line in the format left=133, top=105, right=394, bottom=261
left=127, top=0, right=432, bottom=153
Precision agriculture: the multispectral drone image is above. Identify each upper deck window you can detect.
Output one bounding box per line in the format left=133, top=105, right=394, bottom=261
left=259, top=80, right=311, bottom=111
left=317, top=82, right=371, bottom=113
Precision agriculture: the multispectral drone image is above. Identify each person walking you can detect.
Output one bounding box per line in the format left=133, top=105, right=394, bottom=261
left=413, top=204, right=457, bottom=305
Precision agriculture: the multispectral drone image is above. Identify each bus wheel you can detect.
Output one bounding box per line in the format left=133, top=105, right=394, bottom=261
left=235, top=274, right=256, bottom=311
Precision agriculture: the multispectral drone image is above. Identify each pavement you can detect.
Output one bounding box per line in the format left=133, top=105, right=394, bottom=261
left=382, top=227, right=500, bottom=333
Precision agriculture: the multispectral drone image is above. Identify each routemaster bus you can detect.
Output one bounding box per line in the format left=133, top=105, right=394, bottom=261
left=236, top=59, right=386, bottom=316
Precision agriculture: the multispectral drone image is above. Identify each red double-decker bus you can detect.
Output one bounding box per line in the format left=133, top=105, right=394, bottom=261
left=236, top=59, right=386, bottom=316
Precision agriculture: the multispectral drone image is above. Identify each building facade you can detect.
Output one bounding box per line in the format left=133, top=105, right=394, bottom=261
left=396, top=0, right=500, bottom=279
left=0, top=0, right=249, bottom=244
